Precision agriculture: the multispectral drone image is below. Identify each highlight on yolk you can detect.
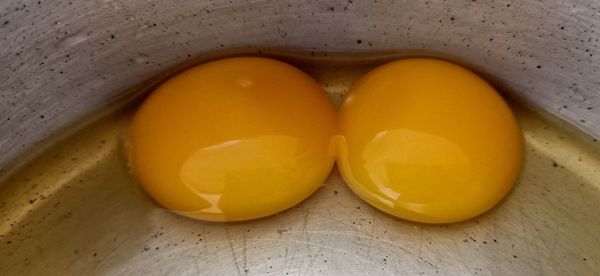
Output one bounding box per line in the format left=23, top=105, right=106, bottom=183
left=129, top=57, right=337, bottom=222
left=337, top=58, right=523, bottom=223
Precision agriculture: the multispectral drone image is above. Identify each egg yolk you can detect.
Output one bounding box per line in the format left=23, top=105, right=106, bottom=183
left=337, top=58, right=523, bottom=223
left=129, top=57, right=336, bottom=222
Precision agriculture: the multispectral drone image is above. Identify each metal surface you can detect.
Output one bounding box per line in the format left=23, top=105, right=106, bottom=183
left=1, top=0, right=600, bottom=275
left=1, top=0, right=600, bottom=170
left=1, top=60, right=600, bottom=275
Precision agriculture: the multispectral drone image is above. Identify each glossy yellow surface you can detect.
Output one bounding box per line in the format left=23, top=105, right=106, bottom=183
left=337, top=58, right=523, bottom=223
left=129, top=57, right=336, bottom=222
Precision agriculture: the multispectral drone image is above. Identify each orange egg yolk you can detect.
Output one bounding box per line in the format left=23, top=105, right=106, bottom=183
left=129, top=57, right=337, bottom=222
left=337, top=58, right=523, bottom=223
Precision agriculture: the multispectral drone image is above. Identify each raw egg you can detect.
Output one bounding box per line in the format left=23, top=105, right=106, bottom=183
left=337, top=58, right=523, bottom=223
left=129, top=57, right=336, bottom=222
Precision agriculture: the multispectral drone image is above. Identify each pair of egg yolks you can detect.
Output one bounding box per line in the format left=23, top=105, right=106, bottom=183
left=129, top=57, right=337, bottom=222
left=129, top=57, right=523, bottom=223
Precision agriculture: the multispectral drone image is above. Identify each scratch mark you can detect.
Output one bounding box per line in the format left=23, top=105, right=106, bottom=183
left=300, top=210, right=310, bottom=271
left=251, top=237, right=381, bottom=266
left=242, top=232, right=248, bottom=275
left=202, top=228, right=208, bottom=263
left=295, top=229, right=438, bottom=268
left=194, top=258, right=201, bottom=276
left=305, top=242, right=325, bottom=274
left=225, top=228, right=243, bottom=276
left=418, top=226, right=423, bottom=258
left=283, top=247, right=289, bottom=271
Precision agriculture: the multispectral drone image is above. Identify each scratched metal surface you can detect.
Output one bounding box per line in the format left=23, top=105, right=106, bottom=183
left=1, top=60, right=600, bottom=275
left=1, top=0, right=600, bottom=171
left=1, top=0, right=600, bottom=275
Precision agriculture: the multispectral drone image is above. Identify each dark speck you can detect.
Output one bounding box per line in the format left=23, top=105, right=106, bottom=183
left=552, top=161, right=558, bottom=167
left=356, top=39, right=362, bottom=44
left=2, top=21, right=9, bottom=26
left=537, top=65, right=542, bottom=69
left=513, top=255, right=517, bottom=258
left=329, top=7, right=335, bottom=11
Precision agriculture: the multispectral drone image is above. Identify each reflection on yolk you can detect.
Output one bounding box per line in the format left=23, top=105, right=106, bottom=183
left=179, top=136, right=300, bottom=218
left=363, top=130, right=471, bottom=207
left=337, top=58, right=523, bottom=223
left=129, top=57, right=336, bottom=222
